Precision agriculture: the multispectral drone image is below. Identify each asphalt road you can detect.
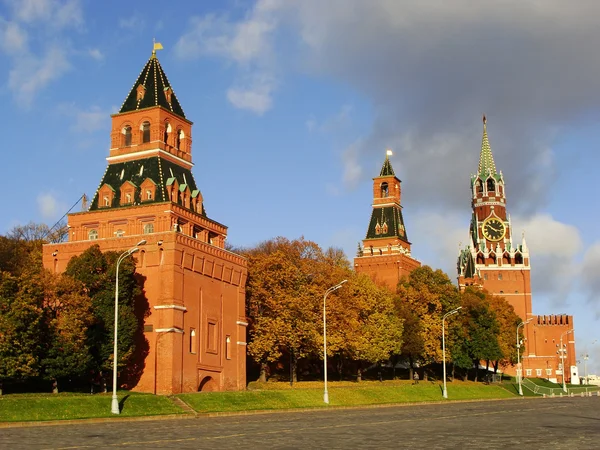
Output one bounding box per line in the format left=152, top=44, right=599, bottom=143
left=1, top=397, right=599, bottom=449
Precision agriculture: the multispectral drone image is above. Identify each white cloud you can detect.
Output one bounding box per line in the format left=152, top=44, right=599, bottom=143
left=341, top=140, right=364, bottom=188
left=227, top=85, right=272, bottom=115
left=72, top=106, right=108, bottom=133
left=88, top=48, right=104, bottom=61
left=410, top=210, right=467, bottom=276
left=9, top=0, right=83, bottom=29
left=307, top=104, right=354, bottom=134
left=581, top=242, right=600, bottom=305
left=57, top=103, right=109, bottom=133
left=0, top=20, right=28, bottom=53
left=504, top=213, right=582, bottom=308
left=119, top=14, right=145, bottom=30
left=37, top=192, right=64, bottom=220
left=175, top=0, right=282, bottom=114
left=0, top=0, right=85, bottom=106
left=8, top=46, right=71, bottom=106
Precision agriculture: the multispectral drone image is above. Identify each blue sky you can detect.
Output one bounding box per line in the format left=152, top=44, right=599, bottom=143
left=1, top=0, right=599, bottom=372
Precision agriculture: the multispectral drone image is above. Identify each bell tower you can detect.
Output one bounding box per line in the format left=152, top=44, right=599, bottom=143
left=354, top=150, right=420, bottom=290
left=43, top=46, right=248, bottom=394
left=457, top=116, right=532, bottom=320
left=457, top=117, right=577, bottom=383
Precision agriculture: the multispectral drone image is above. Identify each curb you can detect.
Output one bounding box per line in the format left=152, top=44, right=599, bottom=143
left=0, top=395, right=546, bottom=428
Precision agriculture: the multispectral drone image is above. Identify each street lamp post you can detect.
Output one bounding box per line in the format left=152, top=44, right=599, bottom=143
left=582, top=340, right=597, bottom=385
left=323, top=280, right=347, bottom=404
left=111, top=240, right=146, bottom=415
left=442, top=306, right=462, bottom=399
left=559, top=329, right=573, bottom=394
left=516, top=318, right=533, bottom=396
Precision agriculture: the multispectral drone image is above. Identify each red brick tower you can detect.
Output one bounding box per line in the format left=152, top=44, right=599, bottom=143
left=457, top=117, right=576, bottom=382
left=354, top=151, right=420, bottom=290
left=43, top=47, right=248, bottom=394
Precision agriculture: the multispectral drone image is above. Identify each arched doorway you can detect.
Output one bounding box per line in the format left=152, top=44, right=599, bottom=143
left=198, top=376, right=217, bottom=392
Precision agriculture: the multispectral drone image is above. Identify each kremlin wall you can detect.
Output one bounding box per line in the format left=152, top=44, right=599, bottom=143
left=43, top=50, right=577, bottom=392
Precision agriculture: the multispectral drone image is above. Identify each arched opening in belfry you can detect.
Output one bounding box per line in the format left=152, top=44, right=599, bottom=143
left=381, top=182, right=389, bottom=198
left=487, top=178, right=495, bottom=193
left=141, top=121, right=151, bottom=143
left=477, top=179, right=483, bottom=193
left=163, top=123, right=170, bottom=145
left=123, top=126, right=132, bottom=146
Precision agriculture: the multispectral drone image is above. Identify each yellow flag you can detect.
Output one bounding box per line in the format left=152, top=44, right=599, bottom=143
left=154, top=42, right=163, bottom=51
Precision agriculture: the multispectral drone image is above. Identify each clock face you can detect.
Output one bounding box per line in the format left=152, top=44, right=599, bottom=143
left=482, top=217, right=506, bottom=242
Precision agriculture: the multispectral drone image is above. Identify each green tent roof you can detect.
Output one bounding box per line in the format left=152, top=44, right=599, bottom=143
left=118, top=54, right=186, bottom=119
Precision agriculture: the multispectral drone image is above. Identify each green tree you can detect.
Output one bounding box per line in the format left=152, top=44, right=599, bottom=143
left=41, top=273, right=94, bottom=392
left=64, top=246, right=142, bottom=380
left=395, top=266, right=461, bottom=379
left=458, top=288, right=503, bottom=381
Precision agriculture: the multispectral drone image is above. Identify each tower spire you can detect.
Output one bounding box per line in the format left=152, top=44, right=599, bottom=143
left=478, top=114, right=497, bottom=178
left=380, top=149, right=395, bottom=176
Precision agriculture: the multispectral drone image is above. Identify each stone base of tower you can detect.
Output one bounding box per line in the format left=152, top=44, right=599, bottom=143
left=354, top=253, right=421, bottom=291
left=43, top=229, right=247, bottom=395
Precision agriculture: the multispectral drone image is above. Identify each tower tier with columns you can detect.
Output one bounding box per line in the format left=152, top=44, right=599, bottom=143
left=457, top=117, right=577, bottom=383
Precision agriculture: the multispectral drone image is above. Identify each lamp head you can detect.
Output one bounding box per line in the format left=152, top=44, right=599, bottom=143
left=136, top=239, right=147, bottom=247
left=129, top=247, right=140, bottom=255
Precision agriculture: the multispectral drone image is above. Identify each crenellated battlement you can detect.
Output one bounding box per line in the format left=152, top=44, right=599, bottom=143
left=535, top=314, right=573, bottom=326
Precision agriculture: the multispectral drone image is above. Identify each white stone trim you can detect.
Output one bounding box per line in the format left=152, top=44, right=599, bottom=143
left=370, top=202, right=398, bottom=208
left=237, top=341, right=247, bottom=346
left=155, top=327, right=184, bottom=334
left=154, top=304, right=187, bottom=312
left=236, top=320, right=249, bottom=326
left=107, top=148, right=193, bottom=168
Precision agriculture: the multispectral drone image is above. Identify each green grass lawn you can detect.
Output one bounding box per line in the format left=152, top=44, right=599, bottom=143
left=0, top=392, right=184, bottom=422
left=178, top=380, right=517, bottom=414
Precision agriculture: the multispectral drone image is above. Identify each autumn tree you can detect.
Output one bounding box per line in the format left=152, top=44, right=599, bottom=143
left=244, top=237, right=334, bottom=382
left=332, top=274, right=403, bottom=381
left=487, top=293, right=521, bottom=373
left=0, top=271, right=45, bottom=386
left=395, top=266, right=461, bottom=379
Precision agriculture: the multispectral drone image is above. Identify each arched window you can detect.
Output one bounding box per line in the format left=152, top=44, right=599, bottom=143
left=515, top=253, right=523, bottom=264
left=163, top=123, right=169, bottom=145
left=143, top=223, right=154, bottom=234
left=477, top=179, right=483, bottom=193
left=103, top=196, right=110, bottom=207
left=125, top=193, right=132, bottom=204
left=141, top=121, right=150, bottom=143
left=226, top=336, right=231, bottom=360
left=190, top=328, right=197, bottom=353
left=88, top=229, right=98, bottom=240
left=381, top=182, right=389, bottom=198
left=123, top=126, right=132, bottom=146
left=146, top=189, right=152, bottom=200
left=487, top=178, right=495, bottom=193
left=115, top=229, right=124, bottom=238
left=176, top=130, right=183, bottom=149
